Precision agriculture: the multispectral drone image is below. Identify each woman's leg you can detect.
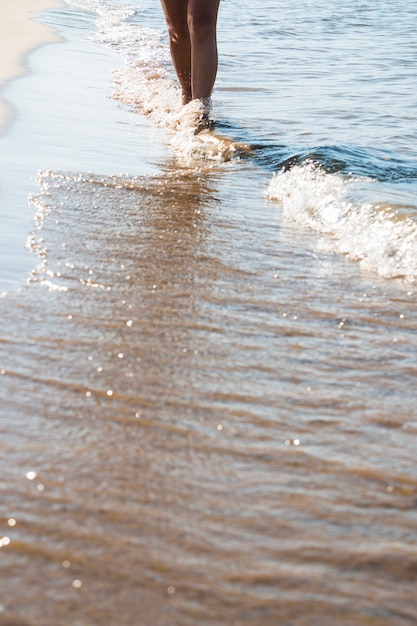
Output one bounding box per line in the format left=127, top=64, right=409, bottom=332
left=160, top=0, right=192, bottom=104
left=187, top=0, right=220, bottom=100
left=160, top=0, right=220, bottom=102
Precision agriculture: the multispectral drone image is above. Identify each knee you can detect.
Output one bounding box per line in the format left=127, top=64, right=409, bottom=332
left=187, top=9, right=216, bottom=41
left=166, top=20, right=190, bottom=46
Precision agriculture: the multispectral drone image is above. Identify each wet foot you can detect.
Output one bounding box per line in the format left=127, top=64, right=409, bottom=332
left=194, top=112, right=214, bottom=134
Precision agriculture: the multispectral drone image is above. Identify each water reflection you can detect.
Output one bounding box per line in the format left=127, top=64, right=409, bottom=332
left=24, top=160, right=228, bottom=432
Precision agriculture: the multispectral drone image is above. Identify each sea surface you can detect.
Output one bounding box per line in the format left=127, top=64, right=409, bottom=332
left=1, top=1, right=417, bottom=624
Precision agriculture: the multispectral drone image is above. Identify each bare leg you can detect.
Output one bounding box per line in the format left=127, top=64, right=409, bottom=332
left=160, top=0, right=220, bottom=103
left=160, top=0, right=192, bottom=104
left=188, top=0, right=220, bottom=100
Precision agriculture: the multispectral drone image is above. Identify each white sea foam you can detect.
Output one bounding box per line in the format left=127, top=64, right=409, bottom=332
left=266, top=162, right=417, bottom=282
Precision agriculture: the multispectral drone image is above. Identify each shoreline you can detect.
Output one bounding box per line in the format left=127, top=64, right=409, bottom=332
left=0, top=0, right=64, bottom=132
left=0, top=0, right=165, bottom=293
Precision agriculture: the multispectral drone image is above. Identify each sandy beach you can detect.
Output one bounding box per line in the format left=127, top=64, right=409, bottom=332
left=0, top=0, right=64, bottom=131
left=1, top=1, right=417, bottom=624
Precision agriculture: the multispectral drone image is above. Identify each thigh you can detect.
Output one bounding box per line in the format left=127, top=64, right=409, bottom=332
left=160, top=0, right=189, bottom=38
left=188, top=0, right=220, bottom=24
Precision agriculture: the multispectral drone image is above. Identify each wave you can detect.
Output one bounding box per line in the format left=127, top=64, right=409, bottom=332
left=249, top=143, right=417, bottom=182
left=266, top=160, right=417, bottom=282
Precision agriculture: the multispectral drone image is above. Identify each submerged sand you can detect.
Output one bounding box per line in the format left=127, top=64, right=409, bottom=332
left=0, top=0, right=64, bottom=130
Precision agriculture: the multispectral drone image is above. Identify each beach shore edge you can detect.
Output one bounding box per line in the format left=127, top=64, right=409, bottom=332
left=0, top=0, right=65, bottom=132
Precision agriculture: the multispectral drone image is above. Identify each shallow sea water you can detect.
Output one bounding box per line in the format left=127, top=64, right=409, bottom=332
left=1, top=1, right=417, bottom=624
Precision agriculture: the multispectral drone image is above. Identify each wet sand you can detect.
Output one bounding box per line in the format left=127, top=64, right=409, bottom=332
left=0, top=0, right=64, bottom=131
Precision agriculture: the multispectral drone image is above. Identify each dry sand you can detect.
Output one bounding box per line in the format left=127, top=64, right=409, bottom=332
left=0, top=0, right=64, bottom=130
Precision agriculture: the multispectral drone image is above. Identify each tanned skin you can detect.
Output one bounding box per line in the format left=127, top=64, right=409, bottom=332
left=160, top=0, right=220, bottom=104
